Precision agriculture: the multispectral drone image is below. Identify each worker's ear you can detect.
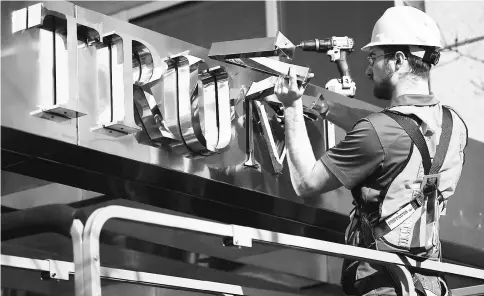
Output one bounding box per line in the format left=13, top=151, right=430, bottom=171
left=394, top=51, right=407, bottom=71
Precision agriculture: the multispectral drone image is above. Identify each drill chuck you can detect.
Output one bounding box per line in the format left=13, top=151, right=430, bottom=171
left=298, top=37, right=354, bottom=53
left=298, top=39, right=334, bottom=53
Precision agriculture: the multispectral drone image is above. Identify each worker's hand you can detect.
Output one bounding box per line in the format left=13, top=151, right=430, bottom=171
left=274, top=67, right=305, bottom=108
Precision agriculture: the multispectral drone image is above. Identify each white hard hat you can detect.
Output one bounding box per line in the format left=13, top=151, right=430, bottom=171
left=361, top=6, right=443, bottom=52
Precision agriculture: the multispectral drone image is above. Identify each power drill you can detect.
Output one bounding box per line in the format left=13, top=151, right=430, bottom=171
left=297, top=37, right=356, bottom=98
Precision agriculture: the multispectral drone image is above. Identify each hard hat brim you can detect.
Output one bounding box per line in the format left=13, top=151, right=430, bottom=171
left=361, top=42, right=376, bottom=52
left=361, top=41, right=443, bottom=52
left=361, top=41, right=390, bottom=52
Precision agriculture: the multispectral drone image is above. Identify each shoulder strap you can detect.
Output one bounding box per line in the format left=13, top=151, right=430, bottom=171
left=429, top=107, right=453, bottom=174
left=382, top=110, right=432, bottom=174
left=382, top=107, right=453, bottom=175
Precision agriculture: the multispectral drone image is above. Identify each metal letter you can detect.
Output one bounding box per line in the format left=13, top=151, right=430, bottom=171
left=18, top=2, right=99, bottom=121
left=170, top=56, right=232, bottom=157
left=138, top=53, right=232, bottom=158
left=211, top=66, right=231, bottom=150
left=11, top=7, right=27, bottom=33
left=133, top=86, right=174, bottom=148
left=191, top=66, right=231, bottom=155
left=91, top=34, right=141, bottom=137
left=209, top=31, right=296, bottom=60
left=253, top=100, right=286, bottom=174
left=209, top=32, right=312, bottom=83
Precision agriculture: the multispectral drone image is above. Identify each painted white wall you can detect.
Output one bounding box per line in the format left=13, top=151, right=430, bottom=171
left=424, top=1, right=484, bottom=249
left=426, top=1, right=484, bottom=143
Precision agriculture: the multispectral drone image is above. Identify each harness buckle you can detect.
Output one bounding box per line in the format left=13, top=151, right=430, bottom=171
left=421, top=174, right=441, bottom=195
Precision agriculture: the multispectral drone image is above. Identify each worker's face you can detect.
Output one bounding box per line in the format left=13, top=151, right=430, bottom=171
left=365, top=47, right=395, bottom=100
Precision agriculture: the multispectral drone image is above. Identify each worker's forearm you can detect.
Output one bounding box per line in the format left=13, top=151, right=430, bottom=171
left=284, top=100, right=317, bottom=196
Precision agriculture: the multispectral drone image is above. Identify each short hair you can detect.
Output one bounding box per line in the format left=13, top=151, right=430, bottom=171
left=380, top=45, right=431, bottom=80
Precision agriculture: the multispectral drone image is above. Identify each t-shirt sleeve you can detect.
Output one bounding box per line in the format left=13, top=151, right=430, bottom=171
left=321, top=119, right=385, bottom=189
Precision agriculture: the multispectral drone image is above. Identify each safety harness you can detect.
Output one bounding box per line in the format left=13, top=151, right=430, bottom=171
left=374, top=106, right=453, bottom=242
left=375, top=106, right=453, bottom=296
left=346, top=106, right=454, bottom=296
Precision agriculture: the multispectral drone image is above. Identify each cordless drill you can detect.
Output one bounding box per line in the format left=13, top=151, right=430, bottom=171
left=297, top=37, right=356, bottom=98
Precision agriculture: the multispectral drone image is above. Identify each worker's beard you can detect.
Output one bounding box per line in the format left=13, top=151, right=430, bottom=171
left=373, top=67, right=394, bottom=101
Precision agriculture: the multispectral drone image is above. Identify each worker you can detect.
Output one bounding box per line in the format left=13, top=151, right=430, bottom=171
left=274, top=6, right=468, bottom=296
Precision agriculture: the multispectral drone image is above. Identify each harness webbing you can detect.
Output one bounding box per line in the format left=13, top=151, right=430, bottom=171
left=383, top=107, right=453, bottom=175
left=372, top=107, right=453, bottom=239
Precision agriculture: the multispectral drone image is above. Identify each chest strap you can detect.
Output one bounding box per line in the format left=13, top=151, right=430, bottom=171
left=373, top=107, right=453, bottom=239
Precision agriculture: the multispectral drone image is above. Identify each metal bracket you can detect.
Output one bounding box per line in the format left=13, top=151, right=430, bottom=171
left=45, top=259, right=70, bottom=281
left=30, top=105, right=87, bottom=122
left=231, top=225, right=253, bottom=248
left=90, top=123, right=140, bottom=138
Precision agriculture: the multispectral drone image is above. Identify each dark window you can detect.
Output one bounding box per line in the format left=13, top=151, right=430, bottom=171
left=131, top=1, right=267, bottom=49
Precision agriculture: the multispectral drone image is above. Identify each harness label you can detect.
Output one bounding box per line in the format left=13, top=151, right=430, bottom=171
left=386, top=203, right=416, bottom=230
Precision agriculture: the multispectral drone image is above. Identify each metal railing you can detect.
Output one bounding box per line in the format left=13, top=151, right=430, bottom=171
left=1, top=219, right=84, bottom=295
left=0, top=205, right=85, bottom=293
left=2, top=204, right=484, bottom=296
left=1, top=254, right=305, bottom=296
left=81, top=205, right=484, bottom=296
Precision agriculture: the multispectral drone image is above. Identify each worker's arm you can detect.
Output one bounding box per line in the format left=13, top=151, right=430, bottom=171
left=275, top=68, right=342, bottom=196
left=284, top=99, right=343, bottom=196
left=276, top=68, right=385, bottom=196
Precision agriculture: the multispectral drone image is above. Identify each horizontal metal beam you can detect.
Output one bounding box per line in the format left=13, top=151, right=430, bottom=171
left=1, top=255, right=302, bottom=296
left=1, top=239, right=311, bottom=293
left=451, top=284, right=484, bottom=296
left=1, top=254, right=74, bottom=274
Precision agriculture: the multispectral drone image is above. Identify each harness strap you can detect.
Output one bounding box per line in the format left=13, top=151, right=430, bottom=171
left=372, top=107, right=453, bottom=240
left=430, top=107, right=453, bottom=174
left=383, top=107, right=453, bottom=175
left=373, top=194, right=424, bottom=239
left=383, top=110, right=431, bottom=174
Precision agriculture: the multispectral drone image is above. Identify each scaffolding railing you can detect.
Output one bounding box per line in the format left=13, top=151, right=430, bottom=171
left=1, top=254, right=305, bottom=296
left=2, top=205, right=484, bottom=296
left=0, top=205, right=85, bottom=295
left=82, top=205, right=484, bottom=296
